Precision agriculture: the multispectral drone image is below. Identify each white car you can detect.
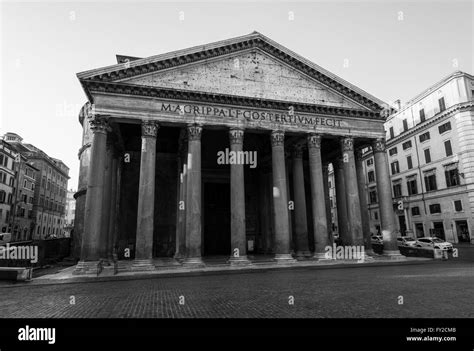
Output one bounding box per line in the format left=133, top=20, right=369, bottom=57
left=371, top=234, right=383, bottom=245
left=415, top=237, right=453, bottom=251
left=397, top=236, right=417, bottom=247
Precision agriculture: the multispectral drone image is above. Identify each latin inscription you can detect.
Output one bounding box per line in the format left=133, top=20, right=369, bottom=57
left=159, top=102, right=343, bottom=128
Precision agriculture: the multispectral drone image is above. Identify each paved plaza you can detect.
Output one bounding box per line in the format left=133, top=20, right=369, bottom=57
left=0, top=255, right=473, bottom=318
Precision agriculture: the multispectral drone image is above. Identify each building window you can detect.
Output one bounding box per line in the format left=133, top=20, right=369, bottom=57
left=429, top=203, right=441, bottom=214
left=389, top=127, right=394, bottom=139
left=402, top=140, right=412, bottom=150
left=407, top=178, right=418, bottom=195
left=419, top=109, right=426, bottom=122
left=389, top=147, right=398, bottom=156
left=444, top=140, right=453, bottom=157
left=407, top=155, right=413, bottom=170
left=0, top=191, right=5, bottom=203
left=424, top=173, right=437, bottom=192
left=366, top=158, right=373, bottom=166
left=9, top=177, right=14, bottom=187
left=445, top=168, right=459, bottom=187
left=419, top=131, right=430, bottom=143
left=7, top=193, right=12, bottom=204
left=402, top=119, right=408, bottom=131
left=369, top=187, right=377, bottom=204
left=391, top=161, right=400, bottom=175
left=21, top=194, right=27, bottom=203
left=368, top=170, right=375, bottom=183
left=411, top=206, right=420, bottom=216
left=438, top=121, right=451, bottom=134
left=392, top=182, right=402, bottom=198
left=374, top=211, right=378, bottom=220
left=424, top=149, right=431, bottom=163
left=438, top=97, right=446, bottom=112
left=454, top=200, right=463, bottom=212
left=23, top=180, right=27, bottom=188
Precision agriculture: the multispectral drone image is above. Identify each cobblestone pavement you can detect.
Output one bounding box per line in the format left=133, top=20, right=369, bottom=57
left=0, top=260, right=473, bottom=318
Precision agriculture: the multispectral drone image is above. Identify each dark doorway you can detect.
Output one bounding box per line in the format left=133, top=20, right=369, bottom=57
left=432, top=221, right=445, bottom=239
left=415, top=223, right=424, bottom=238
left=204, top=182, right=231, bottom=255
left=398, top=215, right=407, bottom=236
left=456, top=220, right=470, bottom=242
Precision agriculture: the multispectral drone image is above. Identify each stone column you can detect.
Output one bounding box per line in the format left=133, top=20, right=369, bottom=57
left=132, top=120, right=159, bottom=270
left=334, top=158, right=349, bottom=245
left=271, top=130, right=295, bottom=263
left=373, top=138, right=402, bottom=257
left=341, top=137, right=364, bottom=247
left=174, top=131, right=187, bottom=261
left=107, top=150, right=118, bottom=261
left=183, top=124, right=205, bottom=267
left=99, top=136, right=113, bottom=264
left=322, top=163, right=333, bottom=243
left=228, top=128, right=251, bottom=265
left=308, top=134, right=330, bottom=259
left=355, top=149, right=373, bottom=255
left=74, top=116, right=109, bottom=275
left=292, top=144, right=310, bottom=259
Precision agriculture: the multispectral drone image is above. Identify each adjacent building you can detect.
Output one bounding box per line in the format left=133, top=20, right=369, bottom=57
left=360, top=71, right=474, bottom=244
left=64, top=189, right=76, bottom=237
left=3, top=133, right=70, bottom=240
left=0, top=140, right=16, bottom=234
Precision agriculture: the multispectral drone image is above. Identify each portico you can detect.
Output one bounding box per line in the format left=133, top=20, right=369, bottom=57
left=73, top=32, right=401, bottom=274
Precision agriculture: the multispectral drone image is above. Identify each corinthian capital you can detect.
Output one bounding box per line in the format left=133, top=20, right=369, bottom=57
left=187, top=124, right=202, bottom=141
left=307, top=133, right=322, bottom=149
left=340, top=137, right=354, bottom=152
left=271, top=130, right=285, bottom=147
left=89, top=115, right=109, bottom=134
left=292, top=144, right=304, bottom=159
left=141, top=120, right=159, bottom=138
left=229, top=128, right=244, bottom=145
left=372, top=138, right=386, bottom=153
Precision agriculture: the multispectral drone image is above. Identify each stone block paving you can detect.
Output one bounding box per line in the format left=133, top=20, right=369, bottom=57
left=0, top=261, right=473, bottom=318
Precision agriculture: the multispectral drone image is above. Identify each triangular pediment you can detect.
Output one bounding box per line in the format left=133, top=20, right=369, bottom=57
left=121, top=50, right=366, bottom=110
left=78, top=32, right=386, bottom=112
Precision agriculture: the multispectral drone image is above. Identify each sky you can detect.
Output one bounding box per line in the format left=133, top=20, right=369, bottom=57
left=1, top=0, right=472, bottom=190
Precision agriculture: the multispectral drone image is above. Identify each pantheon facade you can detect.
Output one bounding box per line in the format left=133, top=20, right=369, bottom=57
left=73, top=32, right=400, bottom=274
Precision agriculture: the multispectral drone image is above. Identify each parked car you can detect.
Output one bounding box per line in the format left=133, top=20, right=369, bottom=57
left=397, top=236, right=417, bottom=247
left=415, top=237, right=453, bottom=251
left=371, top=234, right=383, bottom=245
left=0, top=233, right=12, bottom=245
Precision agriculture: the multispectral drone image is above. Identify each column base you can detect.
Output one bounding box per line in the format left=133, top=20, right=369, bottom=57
left=131, top=259, right=156, bottom=271
left=173, top=252, right=185, bottom=262
left=100, top=258, right=112, bottom=266
left=72, top=260, right=103, bottom=276
left=274, top=254, right=297, bottom=264
left=313, top=252, right=335, bottom=261
left=383, top=250, right=406, bottom=260
left=182, top=257, right=206, bottom=268
left=228, top=255, right=252, bottom=266
left=295, top=250, right=312, bottom=260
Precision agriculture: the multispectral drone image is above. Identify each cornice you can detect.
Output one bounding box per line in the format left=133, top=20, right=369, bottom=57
left=79, top=37, right=383, bottom=111
left=83, top=80, right=382, bottom=120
